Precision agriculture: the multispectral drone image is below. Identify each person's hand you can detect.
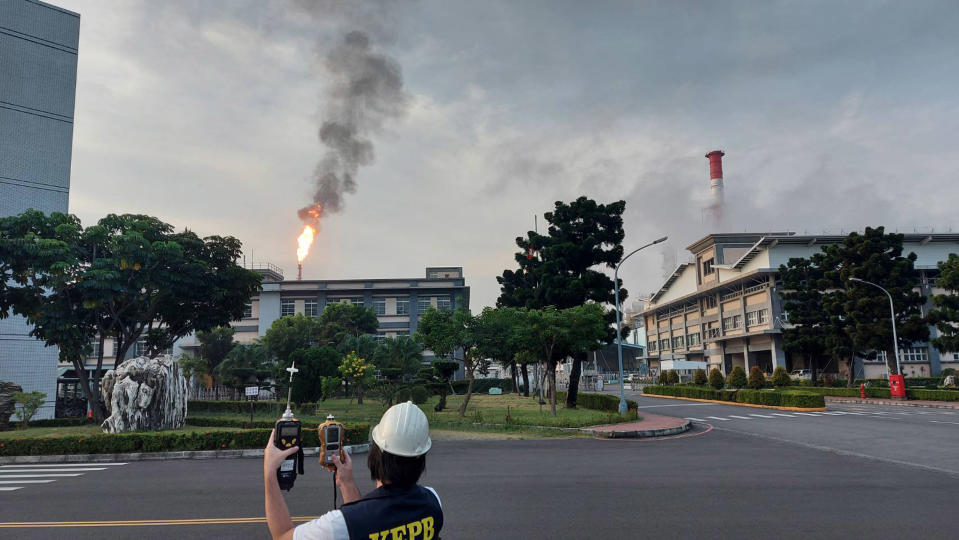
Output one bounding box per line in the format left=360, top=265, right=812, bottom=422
left=330, top=449, right=354, bottom=484
left=264, top=428, right=299, bottom=475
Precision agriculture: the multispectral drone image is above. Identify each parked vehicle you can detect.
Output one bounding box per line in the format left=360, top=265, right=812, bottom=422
left=790, top=369, right=812, bottom=380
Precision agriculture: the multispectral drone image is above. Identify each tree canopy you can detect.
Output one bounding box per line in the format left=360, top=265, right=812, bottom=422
left=928, top=254, right=959, bottom=354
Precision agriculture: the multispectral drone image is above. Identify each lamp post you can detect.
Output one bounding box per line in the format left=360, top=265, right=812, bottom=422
left=615, top=236, right=668, bottom=414
left=848, top=277, right=901, bottom=376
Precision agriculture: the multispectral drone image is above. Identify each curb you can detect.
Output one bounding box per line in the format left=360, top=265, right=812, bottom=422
left=586, top=420, right=691, bottom=439
left=641, top=392, right=827, bottom=412
left=0, top=443, right=370, bottom=465
left=825, top=397, right=959, bottom=410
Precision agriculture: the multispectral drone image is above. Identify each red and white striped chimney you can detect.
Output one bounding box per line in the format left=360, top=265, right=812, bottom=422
left=705, top=150, right=725, bottom=226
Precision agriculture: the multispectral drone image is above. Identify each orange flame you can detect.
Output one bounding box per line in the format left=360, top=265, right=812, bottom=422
left=296, top=225, right=316, bottom=263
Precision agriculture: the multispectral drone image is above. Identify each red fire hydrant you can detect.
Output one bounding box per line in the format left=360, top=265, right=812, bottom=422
left=859, top=383, right=866, bottom=399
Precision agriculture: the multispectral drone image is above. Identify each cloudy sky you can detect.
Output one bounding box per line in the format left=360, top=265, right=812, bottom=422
left=58, top=0, right=959, bottom=310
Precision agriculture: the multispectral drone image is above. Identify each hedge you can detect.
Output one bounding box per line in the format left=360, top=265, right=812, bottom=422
left=188, top=400, right=288, bottom=415
left=27, top=418, right=97, bottom=428
left=906, top=389, right=959, bottom=401
left=642, top=385, right=825, bottom=409
left=0, top=423, right=371, bottom=457
left=451, top=378, right=514, bottom=394
left=187, top=417, right=370, bottom=439
left=555, top=391, right=638, bottom=413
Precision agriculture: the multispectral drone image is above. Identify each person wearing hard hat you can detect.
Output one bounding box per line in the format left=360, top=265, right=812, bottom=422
left=264, top=401, right=443, bottom=540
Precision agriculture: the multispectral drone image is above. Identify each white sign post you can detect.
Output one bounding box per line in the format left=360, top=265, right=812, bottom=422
left=245, top=386, right=260, bottom=423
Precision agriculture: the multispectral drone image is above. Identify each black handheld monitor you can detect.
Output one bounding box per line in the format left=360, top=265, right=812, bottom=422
left=274, top=419, right=302, bottom=491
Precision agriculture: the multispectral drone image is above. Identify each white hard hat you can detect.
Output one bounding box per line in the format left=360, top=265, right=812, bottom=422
left=370, top=401, right=432, bottom=457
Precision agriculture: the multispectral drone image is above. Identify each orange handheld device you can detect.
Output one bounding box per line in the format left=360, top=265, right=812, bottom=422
left=318, top=414, right=345, bottom=470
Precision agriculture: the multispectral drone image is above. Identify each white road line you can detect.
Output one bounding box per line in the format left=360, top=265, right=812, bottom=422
left=769, top=413, right=796, bottom=418
left=637, top=403, right=712, bottom=408
left=793, top=412, right=822, bottom=417
left=0, top=468, right=105, bottom=473
left=819, top=412, right=845, bottom=415
left=727, top=415, right=753, bottom=420
left=748, top=414, right=775, bottom=418
left=930, top=420, right=959, bottom=426
left=0, top=487, right=23, bottom=492
left=0, top=463, right=126, bottom=468
left=0, top=474, right=83, bottom=478
left=684, top=417, right=706, bottom=422
left=705, top=416, right=730, bottom=421
left=0, top=480, right=56, bottom=484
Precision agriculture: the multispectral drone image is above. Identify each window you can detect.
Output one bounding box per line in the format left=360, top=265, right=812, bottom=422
left=304, top=300, right=318, bottom=317
left=437, top=297, right=451, bottom=311
left=672, top=336, right=685, bottom=349
left=350, top=298, right=364, bottom=307
left=954, top=353, right=959, bottom=360
left=707, top=328, right=721, bottom=339
left=134, top=338, right=149, bottom=357
left=702, top=258, right=715, bottom=276
left=687, top=333, right=701, bottom=346
left=418, top=298, right=432, bottom=314
left=373, top=298, right=386, bottom=316
left=757, top=309, right=769, bottom=324
left=242, top=302, right=252, bottom=319
left=702, top=296, right=717, bottom=310
left=901, top=347, right=929, bottom=363
left=648, top=339, right=657, bottom=352
left=746, top=311, right=758, bottom=327
left=396, top=299, right=410, bottom=315
left=281, top=300, right=295, bottom=316
left=88, top=337, right=103, bottom=357
left=866, top=351, right=887, bottom=364
left=374, top=332, right=388, bottom=342
left=722, top=315, right=742, bottom=331
left=659, top=338, right=670, bottom=351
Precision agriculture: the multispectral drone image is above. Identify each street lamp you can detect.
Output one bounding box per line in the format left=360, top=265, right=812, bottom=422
left=848, top=277, right=901, bottom=376
left=615, top=235, right=668, bottom=414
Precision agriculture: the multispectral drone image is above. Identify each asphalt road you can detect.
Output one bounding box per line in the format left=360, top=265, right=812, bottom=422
left=2, top=399, right=958, bottom=539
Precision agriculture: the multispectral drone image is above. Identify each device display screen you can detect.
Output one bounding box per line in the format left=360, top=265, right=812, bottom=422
left=325, top=426, right=340, bottom=444
left=281, top=426, right=299, bottom=437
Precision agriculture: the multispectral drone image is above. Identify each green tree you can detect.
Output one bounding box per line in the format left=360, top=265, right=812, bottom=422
left=497, top=197, right=627, bottom=409
left=728, top=366, right=747, bottom=389
left=339, top=351, right=375, bottom=404
left=928, top=254, right=959, bottom=354
left=320, top=376, right=342, bottom=401
left=708, top=368, right=724, bottom=389
left=430, top=360, right=459, bottom=411
left=336, top=334, right=378, bottom=363
left=771, top=366, right=791, bottom=387
left=0, top=210, right=260, bottom=421
left=195, top=326, right=236, bottom=389
left=13, top=391, right=46, bottom=428
left=319, top=302, right=378, bottom=342
left=215, top=343, right=272, bottom=390
left=666, top=370, right=679, bottom=385
left=372, top=336, right=423, bottom=377
left=747, top=366, right=766, bottom=390
left=287, top=346, right=341, bottom=403
left=472, top=307, right=523, bottom=394
left=261, top=314, right=324, bottom=365
left=693, top=369, right=707, bottom=386
left=417, top=307, right=484, bottom=417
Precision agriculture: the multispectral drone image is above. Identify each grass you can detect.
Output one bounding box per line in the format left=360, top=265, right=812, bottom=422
left=0, top=425, right=241, bottom=440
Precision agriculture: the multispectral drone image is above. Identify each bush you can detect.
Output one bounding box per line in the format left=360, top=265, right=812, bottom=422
left=657, top=371, right=669, bottom=385
left=27, top=417, right=96, bottom=428
left=186, top=417, right=370, bottom=441
left=394, top=387, right=411, bottom=403
left=555, top=391, right=638, bottom=414
left=708, top=368, right=724, bottom=389
left=0, top=424, right=369, bottom=457
left=727, top=366, right=747, bottom=389
left=906, top=389, right=959, bottom=401
left=13, top=391, right=46, bottom=428
left=747, top=366, right=766, bottom=390
left=642, top=386, right=824, bottom=409
left=667, top=370, right=679, bottom=385
left=771, top=366, right=790, bottom=387
left=410, top=386, right=429, bottom=405
left=450, top=378, right=513, bottom=394
left=693, top=369, right=708, bottom=386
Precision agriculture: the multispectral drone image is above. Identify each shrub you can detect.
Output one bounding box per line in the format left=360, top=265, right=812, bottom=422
left=771, top=366, right=790, bottom=387
left=395, top=387, right=412, bottom=403
left=667, top=370, right=679, bottom=385
left=747, top=366, right=765, bottom=390
left=727, top=366, right=747, bottom=389
left=906, top=389, right=959, bottom=401
left=13, top=391, right=46, bottom=428
left=321, top=376, right=342, bottom=401
left=555, top=391, right=638, bottom=413
left=708, top=368, right=725, bottom=389
left=188, top=401, right=286, bottom=415
left=657, top=371, right=669, bottom=385
left=410, top=386, right=429, bottom=405
left=693, top=369, right=708, bottom=386
left=450, top=378, right=513, bottom=394
left=27, top=417, right=96, bottom=428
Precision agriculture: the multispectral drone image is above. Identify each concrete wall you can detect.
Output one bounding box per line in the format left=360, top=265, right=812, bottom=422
left=0, top=0, right=79, bottom=419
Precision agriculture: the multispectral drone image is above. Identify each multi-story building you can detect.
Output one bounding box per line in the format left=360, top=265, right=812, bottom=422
left=1, top=0, right=80, bottom=419
left=641, top=232, right=959, bottom=379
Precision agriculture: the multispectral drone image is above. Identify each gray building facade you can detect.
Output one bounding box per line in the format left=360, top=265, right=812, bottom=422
left=0, top=0, right=80, bottom=418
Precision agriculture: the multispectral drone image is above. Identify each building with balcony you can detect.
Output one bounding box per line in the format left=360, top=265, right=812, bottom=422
left=641, top=232, right=959, bottom=379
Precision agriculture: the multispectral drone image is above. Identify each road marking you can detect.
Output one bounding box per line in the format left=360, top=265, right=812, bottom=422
left=0, top=468, right=106, bottom=473
left=637, top=403, right=712, bottom=408
left=793, top=412, right=821, bottom=416
left=769, top=413, right=796, bottom=418
left=748, top=414, right=775, bottom=418
left=0, top=463, right=126, bottom=468
left=930, top=420, right=959, bottom=426
left=0, top=516, right=323, bottom=528
left=705, top=416, right=730, bottom=421
left=0, top=487, right=22, bottom=492
left=818, top=412, right=845, bottom=415
left=727, top=415, right=752, bottom=420
left=0, top=474, right=83, bottom=478
left=0, top=480, right=56, bottom=484
left=684, top=417, right=706, bottom=422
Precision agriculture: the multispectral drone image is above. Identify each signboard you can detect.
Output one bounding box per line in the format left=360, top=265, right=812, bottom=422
left=245, top=386, right=260, bottom=397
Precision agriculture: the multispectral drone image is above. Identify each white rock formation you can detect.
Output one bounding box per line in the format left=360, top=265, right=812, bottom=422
left=101, top=355, right=188, bottom=433
left=944, top=375, right=957, bottom=389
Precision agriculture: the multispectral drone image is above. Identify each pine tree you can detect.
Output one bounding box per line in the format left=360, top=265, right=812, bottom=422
left=929, top=254, right=959, bottom=353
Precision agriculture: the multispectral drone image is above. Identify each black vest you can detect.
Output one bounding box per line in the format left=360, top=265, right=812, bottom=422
left=340, top=484, right=443, bottom=540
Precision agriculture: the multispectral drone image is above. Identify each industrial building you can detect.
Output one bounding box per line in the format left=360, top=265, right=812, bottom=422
left=641, top=231, right=959, bottom=379
left=0, top=0, right=80, bottom=419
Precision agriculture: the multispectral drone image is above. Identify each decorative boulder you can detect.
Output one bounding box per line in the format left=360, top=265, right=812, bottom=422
left=944, top=375, right=957, bottom=389
left=0, top=381, right=24, bottom=430
left=101, top=355, right=187, bottom=433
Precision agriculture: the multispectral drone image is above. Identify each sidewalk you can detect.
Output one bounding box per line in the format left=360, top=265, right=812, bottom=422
left=825, top=396, right=959, bottom=410
left=586, top=412, right=690, bottom=439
